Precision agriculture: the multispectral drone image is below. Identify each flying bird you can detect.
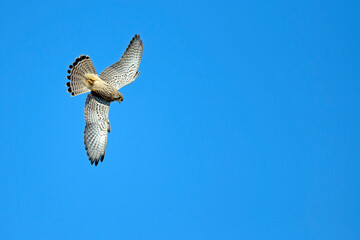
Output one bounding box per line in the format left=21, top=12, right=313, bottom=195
left=66, top=34, right=143, bottom=166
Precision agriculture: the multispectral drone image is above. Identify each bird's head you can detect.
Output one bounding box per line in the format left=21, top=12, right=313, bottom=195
left=115, top=92, right=123, bottom=103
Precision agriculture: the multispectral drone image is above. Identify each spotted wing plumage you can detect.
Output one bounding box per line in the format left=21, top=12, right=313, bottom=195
left=100, top=34, right=143, bottom=90
left=84, top=93, right=111, bottom=166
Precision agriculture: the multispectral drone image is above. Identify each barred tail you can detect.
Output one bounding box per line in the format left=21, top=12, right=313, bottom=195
left=65, top=55, right=97, bottom=96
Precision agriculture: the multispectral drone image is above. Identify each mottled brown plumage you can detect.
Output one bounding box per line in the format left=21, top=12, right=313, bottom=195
left=85, top=74, right=123, bottom=103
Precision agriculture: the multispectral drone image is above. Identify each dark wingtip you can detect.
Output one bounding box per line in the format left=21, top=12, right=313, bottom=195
left=69, top=65, right=73, bottom=69
left=67, top=87, right=72, bottom=93
left=95, top=161, right=98, bottom=166
left=71, top=92, right=75, bottom=96
left=101, top=155, right=105, bottom=162
left=66, top=75, right=70, bottom=80
left=66, top=82, right=70, bottom=87
left=67, top=69, right=71, bottom=74
left=126, top=34, right=142, bottom=51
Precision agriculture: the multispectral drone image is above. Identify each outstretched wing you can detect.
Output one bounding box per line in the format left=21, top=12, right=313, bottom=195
left=84, top=93, right=111, bottom=166
left=100, top=34, right=143, bottom=90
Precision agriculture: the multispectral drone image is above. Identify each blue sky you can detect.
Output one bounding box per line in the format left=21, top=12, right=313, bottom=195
left=0, top=0, right=359, bottom=239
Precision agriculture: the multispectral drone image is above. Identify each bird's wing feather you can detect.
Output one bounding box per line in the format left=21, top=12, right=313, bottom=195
left=100, top=34, right=143, bottom=90
left=84, top=93, right=111, bottom=166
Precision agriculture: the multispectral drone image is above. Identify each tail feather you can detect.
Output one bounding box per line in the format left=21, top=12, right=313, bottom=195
left=82, top=58, right=97, bottom=74
left=66, top=55, right=97, bottom=96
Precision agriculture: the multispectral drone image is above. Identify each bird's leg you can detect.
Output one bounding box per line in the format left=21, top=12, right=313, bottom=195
left=88, top=77, right=95, bottom=86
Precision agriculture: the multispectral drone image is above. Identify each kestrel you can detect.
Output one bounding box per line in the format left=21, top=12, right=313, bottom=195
left=66, top=34, right=143, bottom=166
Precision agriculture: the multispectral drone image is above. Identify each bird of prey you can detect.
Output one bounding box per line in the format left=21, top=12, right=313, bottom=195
left=66, top=34, right=143, bottom=166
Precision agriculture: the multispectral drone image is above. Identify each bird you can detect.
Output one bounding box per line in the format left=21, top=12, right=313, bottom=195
left=66, top=34, right=143, bottom=166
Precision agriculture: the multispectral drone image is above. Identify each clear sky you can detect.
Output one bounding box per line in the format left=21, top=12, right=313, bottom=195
left=0, top=0, right=359, bottom=239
